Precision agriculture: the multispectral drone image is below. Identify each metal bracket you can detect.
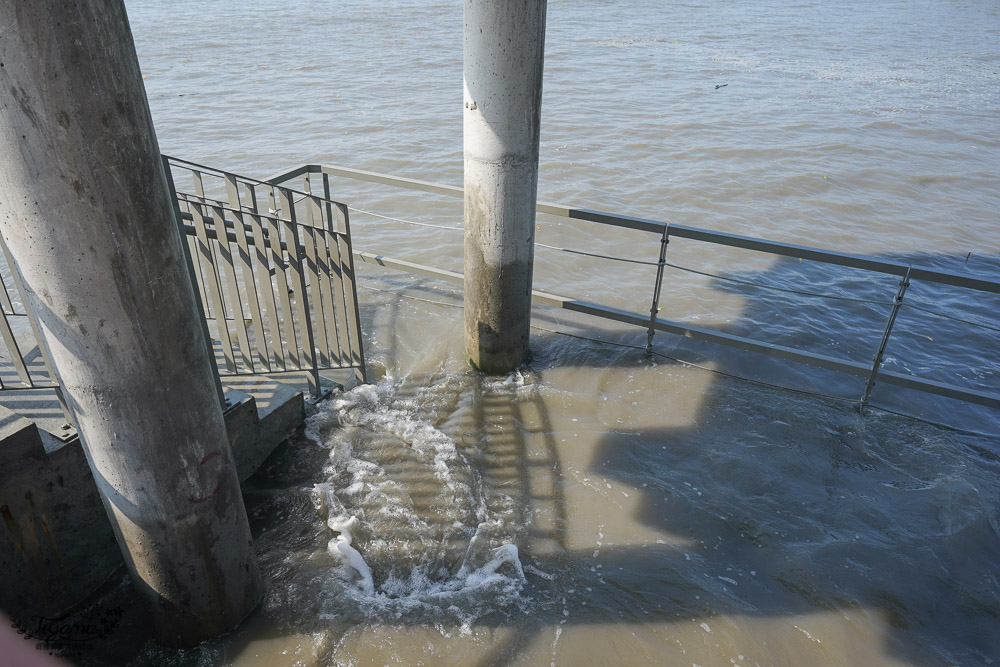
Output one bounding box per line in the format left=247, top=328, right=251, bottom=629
left=861, top=266, right=911, bottom=408
left=645, top=227, right=670, bottom=354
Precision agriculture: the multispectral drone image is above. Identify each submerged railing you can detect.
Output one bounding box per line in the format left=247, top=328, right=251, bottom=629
left=269, top=163, right=1000, bottom=411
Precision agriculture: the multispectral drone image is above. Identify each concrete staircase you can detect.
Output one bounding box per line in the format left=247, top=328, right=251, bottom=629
left=0, top=376, right=305, bottom=618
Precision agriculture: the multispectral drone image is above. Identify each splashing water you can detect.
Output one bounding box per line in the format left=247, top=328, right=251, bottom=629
left=300, top=373, right=531, bottom=627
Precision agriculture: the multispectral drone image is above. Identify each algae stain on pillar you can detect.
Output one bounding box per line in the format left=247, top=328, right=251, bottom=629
left=463, top=0, right=548, bottom=374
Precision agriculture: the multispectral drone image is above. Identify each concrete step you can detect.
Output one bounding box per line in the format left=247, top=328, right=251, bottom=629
left=221, top=376, right=305, bottom=481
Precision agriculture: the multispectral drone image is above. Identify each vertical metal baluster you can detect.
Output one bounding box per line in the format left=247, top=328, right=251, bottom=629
left=246, top=183, right=283, bottom=371
left=302, top=225, right=333, bottom=370
left=325, top=223, right=351, bottom=366
left=303, top=174, right=317, bottom=225
left=322, top=174, right=350, bottom=366
left=310, top=188, right=341, bottom=365
left=329, top=204, right=353, bottom=369
left=177, top=193, right=213, bottom=319
left=0, top=262, right=15, bottom=315
left=645, top=226, right=671, bottom=354
left=861, top=266, right=911, bottom=408
left=268, top=187, right=299, bottom=372
left=187, top=232, right=212, bottom=320
left=301, top=186, right=333, bottom=369
left=335, top=203, right=367, bottom=384
left=315, top=228, right=342, bottom=367
left=267, top=214, right=298, bottom=371
left=192, top=169, right=206, bottom=203
left=279, top=188, right=321, bottom=398
left=322, top=173, right=334, bottom=220
left=224, top=173, right=270, bottom=372
left=191, top=201, right=237, bottom=373
left=212, top=203, right=254, bottom=373
left=0, top=302, right=31, bottom=387
left=241, top=182, right=255, bottom=211
left=250, top=210, right=284, bottom=370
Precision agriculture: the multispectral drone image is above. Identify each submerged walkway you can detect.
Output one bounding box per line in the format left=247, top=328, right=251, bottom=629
left=55, top=271, right=1000, bottom=666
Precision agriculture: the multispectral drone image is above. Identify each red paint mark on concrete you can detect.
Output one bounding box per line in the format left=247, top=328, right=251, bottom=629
left=200, top=450, right=222, bottom=465
left=189, top=485, right=221, bottom=504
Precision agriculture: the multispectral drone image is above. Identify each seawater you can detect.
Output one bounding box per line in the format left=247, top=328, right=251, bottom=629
left=90, top=1, right=1000, bottom=664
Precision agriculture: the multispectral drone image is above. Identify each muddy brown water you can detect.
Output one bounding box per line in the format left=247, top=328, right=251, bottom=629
left=48, top=0, right=1000, bottom=664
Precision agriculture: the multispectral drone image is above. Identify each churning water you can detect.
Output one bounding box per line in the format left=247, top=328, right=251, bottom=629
left=82, top=0, right=1000, bottom=664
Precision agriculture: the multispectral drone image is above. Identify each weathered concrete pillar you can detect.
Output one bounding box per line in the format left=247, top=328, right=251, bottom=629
left=463, top=0, right=547, bottom=373
left=0, top=0, right=262, bottom=646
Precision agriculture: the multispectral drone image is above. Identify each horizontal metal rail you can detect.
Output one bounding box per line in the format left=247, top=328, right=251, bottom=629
left=304, top=160, right=999, bottom=412
left=354, top=251, right=1000, bottom=410
left=268, top=163, right=464, bottom=200
left=270, top=164, right=1000, bottom=295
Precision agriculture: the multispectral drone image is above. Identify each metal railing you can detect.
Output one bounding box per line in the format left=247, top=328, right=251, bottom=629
left=268, top=163, right=1000, bottom=411
left=0, top=237, right=73, bottom=430
left=165, top=156, right=367, bottom=399
left=0, top=157, right=368, bottom=438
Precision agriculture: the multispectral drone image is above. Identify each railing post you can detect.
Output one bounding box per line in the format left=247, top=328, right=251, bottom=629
left=278, top=188, right=322, bottom=399
left=163, top=156, right=227, bottom=410
left=334, top=203, right=368, bottom=385
left=645, top=227, right=670, bottom=354
left=861, top=266, right=911, bottom=408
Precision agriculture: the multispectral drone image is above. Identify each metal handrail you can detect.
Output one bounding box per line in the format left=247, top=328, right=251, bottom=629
left=268, top=163, right=1000, bottom=294
left=270, top=163, right=1000, bottom=411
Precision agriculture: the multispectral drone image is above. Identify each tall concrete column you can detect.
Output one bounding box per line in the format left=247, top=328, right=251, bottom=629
left=463, top=0, right=547, bottom=373
left=0, top=0, right=262, bottom=646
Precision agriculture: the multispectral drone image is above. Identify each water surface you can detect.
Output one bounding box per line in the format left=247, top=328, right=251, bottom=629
left=86, top=1, right=1000, bottom=664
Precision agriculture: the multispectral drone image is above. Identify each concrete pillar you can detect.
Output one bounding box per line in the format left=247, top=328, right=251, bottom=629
left=463, top=0, right=547, bottom=373
left=0, top=0, right=262, bottom=647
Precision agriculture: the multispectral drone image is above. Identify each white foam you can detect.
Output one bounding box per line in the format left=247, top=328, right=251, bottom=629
left=312, top=483, right=375, bottom=595
left=305, top=376, right=530, bottom=624
left=328, top=378, right=460, bottom=484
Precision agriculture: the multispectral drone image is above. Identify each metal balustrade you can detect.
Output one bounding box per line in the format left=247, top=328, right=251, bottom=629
left=0, top=156, right=994, bottom=432
left=165, top=156, right=367, bottom=399
left=268, top=163, right=1000, bottom=411
left=0, top=237, right=72, bottom=428
left=0, top=156, right=369, bottom=436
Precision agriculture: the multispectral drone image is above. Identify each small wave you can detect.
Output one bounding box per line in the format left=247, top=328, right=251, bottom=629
left=311, top=481, right=526, bottom=619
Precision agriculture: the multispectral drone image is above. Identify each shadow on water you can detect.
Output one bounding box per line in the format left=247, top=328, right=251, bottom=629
left=467, top=251, right=1000, bottom=665
left=470, top=378, right=1000, bottom=665
left=56, top=250, right=999, bottom=666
